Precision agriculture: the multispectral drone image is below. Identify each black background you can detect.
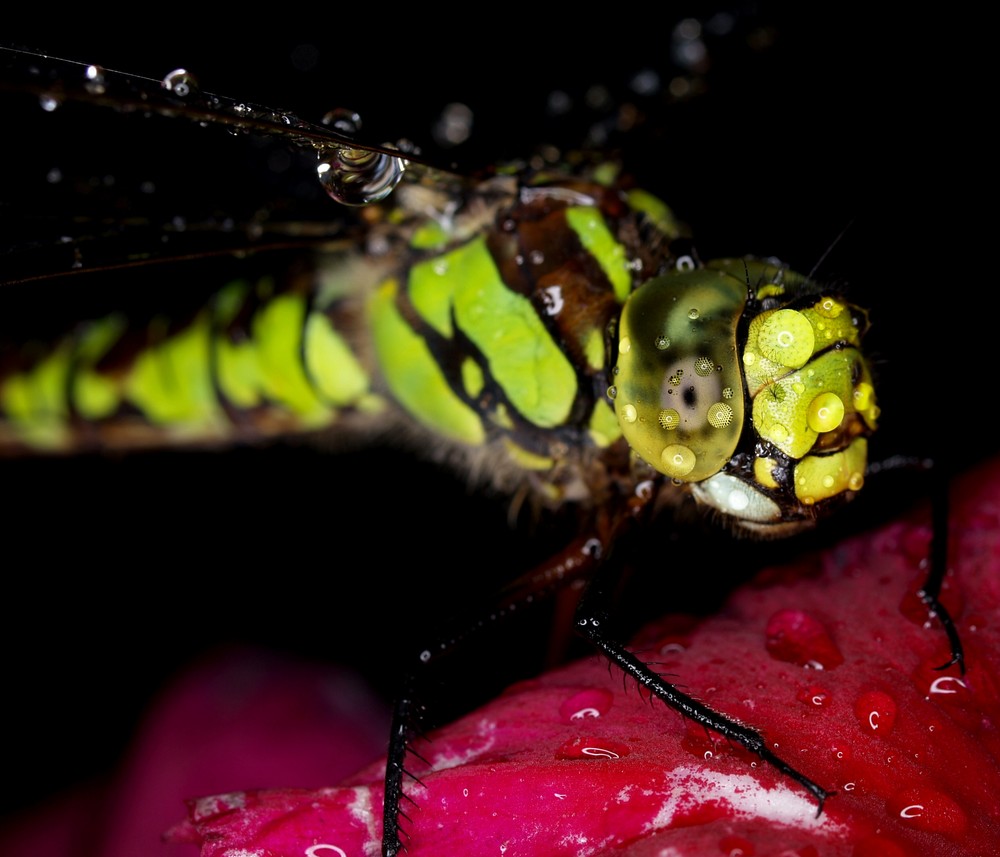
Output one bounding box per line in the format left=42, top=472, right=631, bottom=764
left=1, top=6, right=991, bottom=831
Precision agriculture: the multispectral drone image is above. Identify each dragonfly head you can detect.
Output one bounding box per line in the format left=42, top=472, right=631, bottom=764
left=612, top=259, right=879, bottom=536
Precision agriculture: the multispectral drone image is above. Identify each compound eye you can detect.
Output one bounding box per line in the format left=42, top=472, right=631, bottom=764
left=612, top=269, right=747, bottom=481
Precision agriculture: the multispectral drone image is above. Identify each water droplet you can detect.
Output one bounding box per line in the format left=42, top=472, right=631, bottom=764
left=796, top=685, right=831, bottom=707
left=807, top=392, right=845, bottom=433
left=162, top=69, right=199, bottom=98
left=618, top=336, right=631, bottom=354
left=854, top=690, right=897, bottom=735
left=757, top=309, right=815, bottom=368
left=606, top=385, right=617, bottom=399
left=559, top=689, right=614, bottom=723
left=687, top=307, right=700, bottom=320
left=39, top=93, right=60, bottom=112
left=660, top=443, right=696, bottom=477
left=889, top=788, right=967, bottom=835
left=317, top=147, right=406, bottom=206
left=555, top=736, right=629, bottom=760
left=718, top=835, right=755, bottom=857
left=655, top=335, right=671, bottom=350
left=694, top=356, right=714, bottom=376
left=707, top=402, right=733, bottom=428
left=621, top=403, right=637, bottom=423
left=769, top=423, right=789, bottom=443
left=322, top=107, right=362, bottom=135
left=433, top=101, right=473, bottom=147
left=764, top=609, right=844, bottom=669
left=84, top=64, right=106, bottom=95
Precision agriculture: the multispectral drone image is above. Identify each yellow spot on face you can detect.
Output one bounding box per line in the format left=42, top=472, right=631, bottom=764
left=815, top=297, right=845, bottom=318
left=807, top=392, right=845, bottom=432
left=769, top=423, right=789, bottom=443
left=757, top=309, right=815, bottom=368
left=754, top=457, right=780, bottom=489
left=854, top=382, right=874, bottom=410
left=621, top=403, right=637, bottom=423
left=658, top=408, right=680, bottom=430
left=660, top=444, right=696, bottom=478
left=707, top=402, right=734, bottom=428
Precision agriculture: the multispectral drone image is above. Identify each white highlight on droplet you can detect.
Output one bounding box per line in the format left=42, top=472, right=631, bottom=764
left=305, top=846, right=348, bottom=857
left=929, top=676, right=967, bottom=695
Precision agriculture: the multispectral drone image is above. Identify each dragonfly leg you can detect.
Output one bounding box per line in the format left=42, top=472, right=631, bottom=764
left=381, top=533, right=606, bottom=857
left=920, top=464, right=965, bottom=673
left=868, top=455, right=966, bottom=673
left=573, top=543, right=834, bottom=816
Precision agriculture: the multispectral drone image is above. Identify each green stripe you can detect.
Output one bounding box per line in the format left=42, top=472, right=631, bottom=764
left=410, top=236, right=577, bottom=428
left=565, top=206, right=631, bottom=303
left=303, top=312, right=370, bottom=406
left=125, top=312, right=224, bottom=427
left=369, top=278, right=484, bottom=444
left=251, top=293, right=333, bottom=427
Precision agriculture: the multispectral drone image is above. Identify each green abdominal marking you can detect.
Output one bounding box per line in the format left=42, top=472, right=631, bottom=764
left=0, top=162, right=878, bottom=533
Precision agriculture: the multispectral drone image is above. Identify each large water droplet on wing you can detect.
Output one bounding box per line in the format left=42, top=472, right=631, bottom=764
left=316, top=147, right=406, bottom=206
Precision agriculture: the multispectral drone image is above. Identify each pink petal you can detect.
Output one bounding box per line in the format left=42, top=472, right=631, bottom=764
left=179, top=456, right=1000, bottom=856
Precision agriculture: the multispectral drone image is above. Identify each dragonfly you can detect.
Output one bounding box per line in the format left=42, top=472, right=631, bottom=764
left=0, top=15, right=980, bottom=856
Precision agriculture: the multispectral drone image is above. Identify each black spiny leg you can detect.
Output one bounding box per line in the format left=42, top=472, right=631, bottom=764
left=921, top=463, right=965, bottom=673
left=381, top=534, right=607, bottom=857
left=574, top=543, right=834, bottom=816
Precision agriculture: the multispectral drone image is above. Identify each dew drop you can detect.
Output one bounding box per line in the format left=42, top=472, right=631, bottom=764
left=433, top=101, right=474, bottom=147
left=707, top=402, right=734, bottom=428
left=658, top=408, right=680, bottom=430
left=84, top=64, right=107, bottom=95
left=660, top=443, right=696, bottom=478
left=317, top=147, right=406, bottom=206
left=555, top=736, right=629, bottom=760
left=655, top=335, right=671, bottom=350
left=559, top=688, right=614, bottom=723
left=764, top=609, right=844, bottom=669
left=719, top=835, right=755, bottom=857
left=621, top=403, right=637, bottom=423
left=39, top=93, right=60, bottom=112
left=162, top=69, right=199, bottom=98
left=606, top=385, right=617, bottom=399
left=889, top=788, right=967, bottom=835
left=854, top=689, right=897, bottom=735
left=618, top=336, right=631, bottom=354
left=687, top=307, right=700, bottom=320
left=694, top=356, right=714, bottom=375
left=321, top=107, right=362, bottom=135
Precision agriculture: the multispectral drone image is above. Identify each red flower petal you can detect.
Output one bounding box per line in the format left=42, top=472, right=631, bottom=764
left=178, top=457, right=1000, bottom=856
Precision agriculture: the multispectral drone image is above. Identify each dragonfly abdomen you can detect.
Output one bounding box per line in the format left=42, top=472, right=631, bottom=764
left=0, top=164, right=681, bottom=511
